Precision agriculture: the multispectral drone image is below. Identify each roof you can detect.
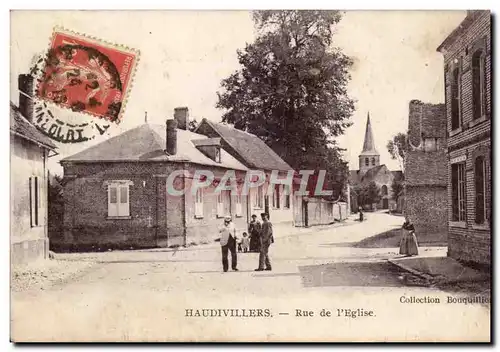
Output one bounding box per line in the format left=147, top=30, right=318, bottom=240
left=10, top=102, right=57, bottom=150
left=437, top=11, right=489, bottom=52
left=197, top=119, right=292, bottom=171
left=361, top=165, right=387, bottom=182
left=360, top=112, right=379, bottom=156
left=60, top=123, right=248, bottom=171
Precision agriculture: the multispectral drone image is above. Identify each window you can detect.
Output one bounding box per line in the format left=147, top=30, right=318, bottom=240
left=272, top=184, right=281, bottom=209
left=381, top=185, right=388, bottom=196
left=195, top=188, right=203, bottom=218
left=451, top=163, right=466, bottom=222
left=450, top=66, right=461, bottom=130
left=217, top=190, right=230, bottom=217
left=365, top=158, right=369, bottom=166
left=371, top=157, right=376, bottom=166
left=29, top=176, right=40, bottom=227
left=107, top=181, right=132, bottom=218
left=474, top=156, right=486, bottom=224
left=253, top=185, right=263, bottom=208
left=234, top=193, right=242, bottom=216
left=424, top=138, right=437, bottom=152
left=472, top=50, right=487, bottom=120
left=284, top=185, right=291, bottom=209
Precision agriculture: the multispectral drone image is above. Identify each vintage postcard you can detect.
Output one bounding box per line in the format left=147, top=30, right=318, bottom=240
left=10, top=10, right=491, bottom=342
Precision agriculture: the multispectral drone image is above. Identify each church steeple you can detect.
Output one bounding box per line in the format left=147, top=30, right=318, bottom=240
left=358, top=112, right=380, bottom=174
left=362, top=112, right=377, bottom=154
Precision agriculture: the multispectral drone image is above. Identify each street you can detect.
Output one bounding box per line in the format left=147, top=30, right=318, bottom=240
left=11, top=212, right=490, bottom=342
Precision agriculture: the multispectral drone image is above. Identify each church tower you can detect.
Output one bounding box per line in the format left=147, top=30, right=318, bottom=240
left=358, top=112, right=380, bottom=175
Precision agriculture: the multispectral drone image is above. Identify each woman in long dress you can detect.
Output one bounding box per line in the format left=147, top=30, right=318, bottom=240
left=399, top=216, right=419, bottom=256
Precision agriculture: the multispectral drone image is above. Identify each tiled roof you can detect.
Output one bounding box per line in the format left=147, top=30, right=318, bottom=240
left=10, top=102, right=57, bottom=149
left=197, top=119, right=292, bottom=171
left=61, top=123, right=248, bottom=171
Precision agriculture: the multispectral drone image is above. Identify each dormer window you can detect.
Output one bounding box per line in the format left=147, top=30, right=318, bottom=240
left=192, top=137, right=222, bottom=163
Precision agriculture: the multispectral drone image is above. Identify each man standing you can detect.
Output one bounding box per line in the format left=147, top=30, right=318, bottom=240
left=219, top=216, right=238, bottom=272
left=248, top=214, right=261, bottom=252
left=255, top=213, right=273, bottom=271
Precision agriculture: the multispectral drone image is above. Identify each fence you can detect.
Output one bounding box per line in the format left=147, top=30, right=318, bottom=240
left=294, top=196, right=348, bottom=227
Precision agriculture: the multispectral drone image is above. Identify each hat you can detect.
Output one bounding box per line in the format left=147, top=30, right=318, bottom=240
left=251, top=214, right=257, bottom=218
left=224, top=216, right=232, bottom=221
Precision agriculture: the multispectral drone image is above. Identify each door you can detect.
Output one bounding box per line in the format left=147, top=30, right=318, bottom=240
left=383, top=198, right=389, bottom=209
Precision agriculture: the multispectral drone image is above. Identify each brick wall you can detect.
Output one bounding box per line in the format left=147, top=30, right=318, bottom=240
left=60, top=161, right=251, bottom=250
left=405, top=185, right=447, bottom=240
left=60, top=162, right=173, bottom=250
left=439, top=10, right=491, bottom=265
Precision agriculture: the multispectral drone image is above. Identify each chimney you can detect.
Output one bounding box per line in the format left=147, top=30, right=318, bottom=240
left=166, top=119, right=178, bottom=155
left=174, top=107, right=189, bottom=130
left=18, top=74, right=35, bottom=121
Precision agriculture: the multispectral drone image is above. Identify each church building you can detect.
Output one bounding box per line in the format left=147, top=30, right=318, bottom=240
left=349, top=113, right=403, bottom=212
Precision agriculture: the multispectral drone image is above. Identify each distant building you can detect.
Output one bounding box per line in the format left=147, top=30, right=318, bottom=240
left=349, top=113, right=404, bottom=211
left=11, top=81, right=58, bottom=264
left=405, top=100, right=447, bottom=241
left=437, top=10, right=491, bottom=266
left=58, top=108, right=249, bottom=250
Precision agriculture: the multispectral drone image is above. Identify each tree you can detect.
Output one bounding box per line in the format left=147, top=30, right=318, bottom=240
left=386, top=132, right=408, bottom=172
left=216, top=10, right=355, bottom=197
left=391, top=178, right=404, bottom=202
left=353, top=181, right=380, bottom=208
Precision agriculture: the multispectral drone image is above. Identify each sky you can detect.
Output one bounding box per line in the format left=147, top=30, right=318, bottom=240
left=10, top=10, right=466, bottom=174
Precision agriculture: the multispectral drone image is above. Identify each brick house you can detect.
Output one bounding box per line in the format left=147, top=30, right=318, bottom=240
left=437, top=10, right=491, bottom=266
left=57, top=108, right=249, bottom=250
left=405, top=100, right=447, bottom=243
left=196, top=118, right=295, bottom=226
left=11, top=99, right=57, bottom=264
left=349, top=113, right=404, bottom=211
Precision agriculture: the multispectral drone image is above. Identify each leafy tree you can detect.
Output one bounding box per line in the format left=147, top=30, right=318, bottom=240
left=353, top=181, right=380, bottom=208
left=391, top=178, right=404, bottom=202
left=216, top=10, right=355, bottom=197
left=387, top=132, right=408, bottom=172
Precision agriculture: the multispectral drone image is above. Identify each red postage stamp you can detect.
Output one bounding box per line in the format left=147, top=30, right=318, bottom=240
left=36, top=28, right=139, bottom=123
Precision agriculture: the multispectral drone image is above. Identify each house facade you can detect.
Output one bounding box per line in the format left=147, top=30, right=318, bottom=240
left=58, top=109, right=249, bottom=251
left=196, top=118, right=295, bottom=226
left=437, top=10, right=491, bottom=266
left=405, top=100, right=447, bottom=242
left=11, top=101, right=57, bottom=264
left=349, top=113, right=404, bottom=212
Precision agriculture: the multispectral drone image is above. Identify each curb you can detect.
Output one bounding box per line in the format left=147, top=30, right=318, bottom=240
left=387, top=259, right=434, bottom=281
left=387, top=258, right=491, bottom=285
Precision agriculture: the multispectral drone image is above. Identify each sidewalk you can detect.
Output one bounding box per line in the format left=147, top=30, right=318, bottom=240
left=388, top=248, right=490, bottom=284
